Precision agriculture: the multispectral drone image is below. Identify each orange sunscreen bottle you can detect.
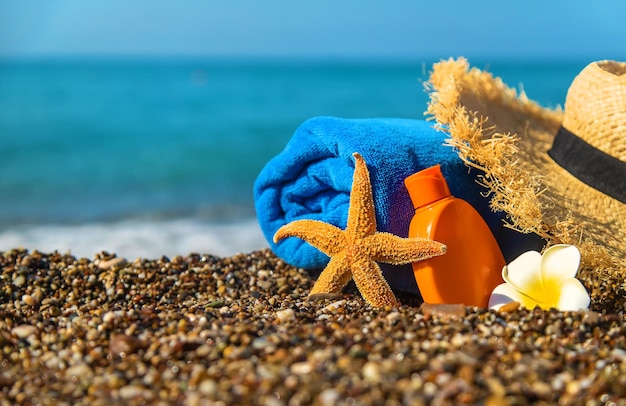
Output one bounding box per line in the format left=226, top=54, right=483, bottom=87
left=404, top=165, right=505, bottom=307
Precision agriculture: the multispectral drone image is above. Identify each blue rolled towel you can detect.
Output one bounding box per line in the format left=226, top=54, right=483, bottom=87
left=254, top=116, right=543, bottom=291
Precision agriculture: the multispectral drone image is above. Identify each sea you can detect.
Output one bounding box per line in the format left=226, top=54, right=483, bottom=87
left=0, top=57, right=591, bottom=259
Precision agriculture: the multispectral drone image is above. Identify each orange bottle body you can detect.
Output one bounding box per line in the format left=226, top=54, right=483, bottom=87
left=405, top=166, right=505, bottom=307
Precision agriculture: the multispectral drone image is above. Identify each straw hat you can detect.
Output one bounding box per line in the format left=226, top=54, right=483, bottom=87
left=426, top=58, right=626, bottom=271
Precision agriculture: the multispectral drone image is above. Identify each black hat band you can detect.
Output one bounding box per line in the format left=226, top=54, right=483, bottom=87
left=548, top=126, right=626, bottom=204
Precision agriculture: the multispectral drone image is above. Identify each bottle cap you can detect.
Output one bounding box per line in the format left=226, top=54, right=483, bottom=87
left=404, top=165, right=451, bottom=209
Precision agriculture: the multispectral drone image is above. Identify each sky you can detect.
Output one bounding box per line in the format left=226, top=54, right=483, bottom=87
left=1, top=0, right=625, bottom=61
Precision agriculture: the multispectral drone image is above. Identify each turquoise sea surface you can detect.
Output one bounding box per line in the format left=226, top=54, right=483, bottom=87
left=0, top=58, right=590, bottom=258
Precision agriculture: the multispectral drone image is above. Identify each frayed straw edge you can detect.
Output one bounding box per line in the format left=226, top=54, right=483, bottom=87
left=424, top=57, right=617, bottom=272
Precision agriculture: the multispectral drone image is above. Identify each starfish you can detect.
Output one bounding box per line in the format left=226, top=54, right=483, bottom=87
left=274, top=153, right=447, bottom=308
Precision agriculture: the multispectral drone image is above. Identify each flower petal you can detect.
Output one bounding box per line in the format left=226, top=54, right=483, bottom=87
left=540, top=244, right=581, bottom=282
left=502, top=250, right=543, bottom=293
left=488, top=283, right=516, bottom=310
left=488, top=283, right=538, bottom=310
left=556, top=278, right=590, bottom=311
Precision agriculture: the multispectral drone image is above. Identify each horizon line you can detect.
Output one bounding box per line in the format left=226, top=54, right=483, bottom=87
left=0, top=53, right=610, bottom=65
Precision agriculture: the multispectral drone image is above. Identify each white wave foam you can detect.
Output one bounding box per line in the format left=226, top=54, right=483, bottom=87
left=0, top=218, right=269, bottom=260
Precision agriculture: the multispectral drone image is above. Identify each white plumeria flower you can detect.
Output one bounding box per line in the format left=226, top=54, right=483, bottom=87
left=488, top=244, right=590, bottom=311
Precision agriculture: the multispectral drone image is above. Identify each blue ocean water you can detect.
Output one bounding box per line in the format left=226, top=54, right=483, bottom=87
left=0, top=58, right=590, bottom=258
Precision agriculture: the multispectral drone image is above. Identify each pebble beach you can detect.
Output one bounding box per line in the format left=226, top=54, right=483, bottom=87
left=1, top=247, right=625, bottom=405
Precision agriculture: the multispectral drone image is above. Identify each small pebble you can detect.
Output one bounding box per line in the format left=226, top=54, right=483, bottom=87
left=498, top=301, right=520, bottom=313
left=0, top=375, right=14, bottom=388
left=11, top=324, right=37, bottom=339
left=119, top=385, right=153, bottom=401
left=317, top=388, right=340, bottom=405
left=420, top=303, right=467, bottom=318
left=290, top=362, right=313, bottom=375
left=12, top=275, right=26, bottom=287
left=98, top=257, right=127, bottom=270
left=20, top=255, right=33, bottom=267
left=21, top=294, right=38, bottom=306
left=275, top=308, right=296, bottom=323
left=109, top=334, right=147, bottom=357
left=362, top=362, right=382, bottom=382
left=320, top=300, right=346, bottom=314
left=65, top=364, right=93, bottom=383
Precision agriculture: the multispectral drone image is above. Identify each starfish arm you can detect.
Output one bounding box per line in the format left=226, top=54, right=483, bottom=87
left=273, top=219, right=346, bottom=256
left=309, top=252, right=352, bottom=295
left=346, top=153, right=377, bottom=238
left=365, top=232, right=446, bottom=265
left=350, top=256, right=399, bottom=308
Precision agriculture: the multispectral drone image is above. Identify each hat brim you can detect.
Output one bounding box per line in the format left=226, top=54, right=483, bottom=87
left=426, top=58, right=622, bottom=270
